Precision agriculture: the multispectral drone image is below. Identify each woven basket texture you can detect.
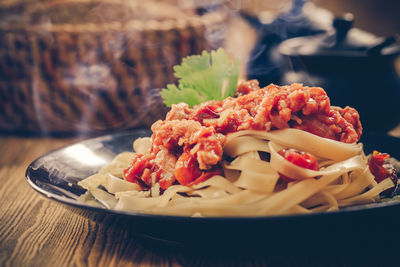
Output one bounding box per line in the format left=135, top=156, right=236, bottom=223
left=0, top=0, right=228, bottom=134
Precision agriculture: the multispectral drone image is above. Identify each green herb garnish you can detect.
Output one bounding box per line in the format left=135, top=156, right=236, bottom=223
left=161, top=48, right=239, bottom=107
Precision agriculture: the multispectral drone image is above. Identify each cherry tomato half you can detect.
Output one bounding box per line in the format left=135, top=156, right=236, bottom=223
left=174, top=152, right=202, bottom=186
left=278, top=148, right=319, bottom=182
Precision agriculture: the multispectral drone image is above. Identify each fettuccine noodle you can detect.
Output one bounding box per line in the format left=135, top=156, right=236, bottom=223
left=78, top=128, right=394, bottom=217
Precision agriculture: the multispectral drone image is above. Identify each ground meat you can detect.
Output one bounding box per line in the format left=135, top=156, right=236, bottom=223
left=165, top=102, right=191, bottom=121
left=186, top=83, right=361, bottom=143
left=124, top=81, right=363, bottom=189
left=151, top=119, right=225, bottom=169
left=235, top=80, right=260, bottom=96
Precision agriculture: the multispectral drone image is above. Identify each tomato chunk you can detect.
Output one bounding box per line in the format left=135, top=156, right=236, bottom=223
left=158, top=169, right=176, bottom=190
left=124, top=154, right=145, bottom=182
left=174, top=152, right=222, bottom=186
left=192, top=104, right=221, bottom=123
left=369, top=151, right=398, bottom=196
left=174, top=152, right=202, bottom=186
left=123, top=154, right=154, bottom=188
left=278, top=148, right=319, bottom=182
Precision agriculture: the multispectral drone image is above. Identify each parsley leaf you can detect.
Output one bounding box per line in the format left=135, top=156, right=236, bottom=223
left=161, top=48, right=239, bottom=107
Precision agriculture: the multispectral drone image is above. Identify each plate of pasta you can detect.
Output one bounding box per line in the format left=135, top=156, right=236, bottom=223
left=25, top=128, right=400, bottom=246
left=26, top=49, right=400, bottom=246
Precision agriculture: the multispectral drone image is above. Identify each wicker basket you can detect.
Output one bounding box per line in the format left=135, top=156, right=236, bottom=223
left=0, top=0, right=228, bottom=134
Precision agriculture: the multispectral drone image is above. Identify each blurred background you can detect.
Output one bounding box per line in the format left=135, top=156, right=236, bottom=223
left=0, top=0, right=399, bottom=136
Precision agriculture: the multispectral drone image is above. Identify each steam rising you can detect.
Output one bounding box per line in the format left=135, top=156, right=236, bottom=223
left=0, top=0, right=230, bottom=135
left=0, top=0, right=333, bottom=135
left=246, top=0, right=332, bottom=86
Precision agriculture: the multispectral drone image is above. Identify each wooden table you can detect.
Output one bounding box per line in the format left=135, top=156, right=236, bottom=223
left=1, top=132, right=400, bottom=267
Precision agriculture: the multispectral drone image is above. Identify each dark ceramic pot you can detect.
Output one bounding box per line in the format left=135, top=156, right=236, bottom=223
left=279, top=15, right=400, bottom=132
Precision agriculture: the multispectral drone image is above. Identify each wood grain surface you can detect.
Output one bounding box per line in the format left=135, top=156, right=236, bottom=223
left=1, top=135, right=400, bottom=267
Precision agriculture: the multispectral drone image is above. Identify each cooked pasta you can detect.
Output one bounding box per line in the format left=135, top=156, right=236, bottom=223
left=78, top=78, right=398, bottom=217
left=78, top=128, right=395, bottom=217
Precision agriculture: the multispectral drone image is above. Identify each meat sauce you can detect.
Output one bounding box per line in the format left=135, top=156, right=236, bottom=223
left=278, top=148, right=319, bottom=183
left=124, top=81, right=364, bottom=190
left=369, top=151, right=398, bottom=196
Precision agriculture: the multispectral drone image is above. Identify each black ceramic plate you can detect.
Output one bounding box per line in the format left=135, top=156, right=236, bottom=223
left=26, top=130, right=400, bottom=249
